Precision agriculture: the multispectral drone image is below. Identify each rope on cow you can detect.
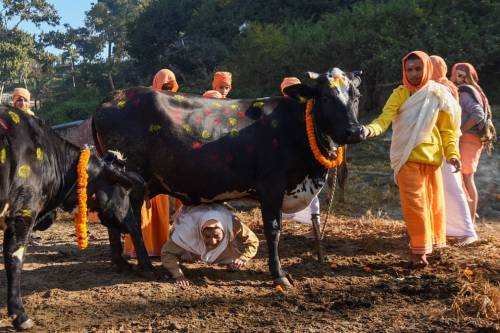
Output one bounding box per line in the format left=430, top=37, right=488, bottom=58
left=75, top=147, right=90, bottom=249
left=305, top=100, right=344, bottom=169
left=321, top=166, right=338, bottom=240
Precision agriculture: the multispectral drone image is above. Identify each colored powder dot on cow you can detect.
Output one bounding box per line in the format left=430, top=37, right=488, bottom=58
left=117, top=101, right=126, bottom=109
left=182, top=124, right=192, bottom=133
left=201, top=130, right=211, bottom=139
left=298, top=96, right=307, bottom=104
left=230, top=129, right=239, bottom=137
left=18, top=165, right=31, bottom=178
left=271, top=120, right=279, bottom=128
left=0, top=148, right=6, bottom=164
left=149, top=124, right=162, bottom=134
left=214, top=119, right=222, bottom=126
left=8, top=111, right=20, bottom=124
left=173, top=95, right=186, bottom=101
left=212, top=102, right=222, bottom=108
left=21, top=209, right=32, bottom=217
left=228, top=117, right=237, bottom=127
left=237, top=111, right=245, bottom=118
left=253, top=101, right=265, bottom=108
left=192, top=142, right=202, bottom=149
left=230, top=104, right=239, bottom=110
left=36, top=147, right=43, bottom=161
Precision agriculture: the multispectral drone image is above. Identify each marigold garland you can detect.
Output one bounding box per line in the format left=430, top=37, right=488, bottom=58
left=75, top=148, right=90, bottom=249
left=305, top=100, right=344, bottom=168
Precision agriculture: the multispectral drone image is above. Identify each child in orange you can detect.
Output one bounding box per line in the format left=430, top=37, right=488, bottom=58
left=211, top=72, right=232, bottom=98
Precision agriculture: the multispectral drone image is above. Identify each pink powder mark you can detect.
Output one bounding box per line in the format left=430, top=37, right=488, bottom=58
left=213, top=118, right=222, bottom=126
left=192, top=142, right=202, bottom=149
left=0, top=119, right=9, bottom=130
left=126, top=90, right=136, bottom=98
left=238, top=111, right=245, bottom=118
left=203, top=109, right=213, bottom=116
left=195, top=115, right=203, bottom=124
left=223, top=108, right=232, bottom=115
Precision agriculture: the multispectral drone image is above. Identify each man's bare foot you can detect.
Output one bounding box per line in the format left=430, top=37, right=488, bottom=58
left=409, top=253, right=428, bottom=268
left=456, top=236, right=478, bottom=247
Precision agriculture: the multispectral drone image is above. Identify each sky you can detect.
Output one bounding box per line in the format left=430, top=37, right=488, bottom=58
left=18, top=0, right=93, bottom=53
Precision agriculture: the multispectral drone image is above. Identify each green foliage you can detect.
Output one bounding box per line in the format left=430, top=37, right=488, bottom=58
left=37, top=86, right=104, bottom=125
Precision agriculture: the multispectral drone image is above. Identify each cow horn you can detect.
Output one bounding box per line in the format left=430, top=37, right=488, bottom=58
left=306, top=72, right=320, bottom=80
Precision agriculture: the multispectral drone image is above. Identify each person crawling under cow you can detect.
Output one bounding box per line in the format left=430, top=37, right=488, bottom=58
left=161, top=204, right=259, bottom=286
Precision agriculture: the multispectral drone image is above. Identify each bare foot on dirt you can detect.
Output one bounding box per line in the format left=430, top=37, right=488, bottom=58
left=409, top=253, right=428, bottom=268
left=456, top=236, right=478, bottom=247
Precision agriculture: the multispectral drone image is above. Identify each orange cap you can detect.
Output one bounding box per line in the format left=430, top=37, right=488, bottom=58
left=152, top=69, right=179, bottom=92
left=212, top=71, right=232, bottom=90
left=402, top=51, right=433, bottom=93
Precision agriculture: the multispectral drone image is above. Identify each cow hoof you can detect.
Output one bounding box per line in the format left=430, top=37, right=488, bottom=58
left=274, top=276, right=293, bottom=288
left=13, top=315, right=34, bottom=330
left=135, top=269, right=157, bottom=281
left=112, top=258, right=133, bottom=273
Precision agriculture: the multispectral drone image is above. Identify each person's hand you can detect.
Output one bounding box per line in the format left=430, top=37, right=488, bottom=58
left=175, top=276, right=191, bottom=287
left=448, top=158, right=461, bottom=173
left=228, top=258, right=246, bottom=270
left=362, top=126, right=371, bottom=138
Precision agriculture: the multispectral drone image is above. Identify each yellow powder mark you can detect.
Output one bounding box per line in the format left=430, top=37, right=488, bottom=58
left=253, top=101, right=265, bottom=108
left=228, top=117, right=237, bottom=126
left=8, top=111, right=20, bottom=124
left=329, top=77, right=346, bottom=89
left=173, top=95, right=186, bottom=101
left=182, top=124, right=192, bottom=133
left=18, top=165, right=31, bottom=178
left=298, top=96, right=307, bottom=104
left=201, top=130, right=211, bottom=139
left=21, top=209, right=32, bottom=217
left=13, top=246, right=25, bottom=261
left=0, top=148, right=6, bottom=164
left=230, top=104, right=239, bottom=110
left=36, top=147, right=43, bottom=161
left=117, top=100, right=126, bottom=109
left=149, top=124, right=162, bottom=133
left=230, top=129, right=239, bottom=137
left=212, top=102, right=222, bottom=108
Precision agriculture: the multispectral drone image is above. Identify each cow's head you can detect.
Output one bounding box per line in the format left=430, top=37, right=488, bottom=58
left=283, top=68, right=365, bottom=144
left=86, top=151, right=144, bottom=228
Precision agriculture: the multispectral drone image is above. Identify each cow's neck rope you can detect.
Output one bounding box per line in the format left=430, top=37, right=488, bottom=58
left=305, top=100, right=344, bottom=168
left=74, top=148, right=90, bottom=249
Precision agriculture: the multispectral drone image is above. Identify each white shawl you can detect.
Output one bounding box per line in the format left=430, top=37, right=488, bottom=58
left=171, top=204, right=234, bottom=263
left=390, top=80, right=461, bottom=183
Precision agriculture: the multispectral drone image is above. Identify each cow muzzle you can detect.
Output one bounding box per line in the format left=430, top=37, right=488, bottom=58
left=345, top=125, right=365, bottom=144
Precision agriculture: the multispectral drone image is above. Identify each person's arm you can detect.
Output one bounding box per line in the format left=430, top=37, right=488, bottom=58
left=364, top=87, right=406, bottom=137
left=460, top=92, right=485, bottom=132
left=233, top=218, right=259, bottom=262
left=160, top=239, right=186, bottom=279
left=436, top=111, right=461, bottom=171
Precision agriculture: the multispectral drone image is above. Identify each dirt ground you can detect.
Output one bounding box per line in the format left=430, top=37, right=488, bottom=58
left=0, top=211, right=498, bottom=333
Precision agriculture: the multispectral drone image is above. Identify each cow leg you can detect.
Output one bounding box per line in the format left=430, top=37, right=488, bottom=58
left=258, top=184, right=292, bottom=288
left=107, top=227, right=133, bottom=272
left=124, top=197, right=155, bottom=276
left=3, top=215, right=35, bottom=330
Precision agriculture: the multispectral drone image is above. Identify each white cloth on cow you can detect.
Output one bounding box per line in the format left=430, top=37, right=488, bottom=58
left=171, top=204, right=234, bottom=264
left=441, top=162, right=478, bottom=239
left=282, top=196, right=320, bottom=224
left=390, top=80, right=461, bottom=183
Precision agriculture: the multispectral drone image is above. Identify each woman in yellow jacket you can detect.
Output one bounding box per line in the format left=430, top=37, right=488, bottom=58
left=123, top=69, right=178, bottom=257
left=362, top=51, right=461, bottom=267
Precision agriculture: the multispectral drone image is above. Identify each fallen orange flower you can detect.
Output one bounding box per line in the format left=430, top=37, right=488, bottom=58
left=363, top=265, right=373, bottom=273
left=464, top=267, right=474, bottom=278
left=330, top=263, right=338, bottom=269
left=275, top=285, right=285, bottom=293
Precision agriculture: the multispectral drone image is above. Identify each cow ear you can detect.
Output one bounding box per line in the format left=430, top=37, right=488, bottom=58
left=283, top=84, right=317, bottom=100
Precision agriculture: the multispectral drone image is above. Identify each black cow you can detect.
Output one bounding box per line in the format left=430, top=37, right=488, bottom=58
left=0, top=107, right=145, bottom=330
left=92, top=68, right=364, bottom=287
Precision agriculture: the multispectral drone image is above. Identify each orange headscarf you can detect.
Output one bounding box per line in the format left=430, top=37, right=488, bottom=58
left=202, top=90, right=223, bottom=98
left=152, top=69, right=179, bottom=92
left=12, top=88, right=30, bottom=104
left=211, top=71, right=232, bottom=90
left=402, top=51, right=433, bottom=93
left=430, top=55, right=459, bottom=100
left=451, top=62, right=490, bottom=111
left=280, top=77, right=301, bottom=95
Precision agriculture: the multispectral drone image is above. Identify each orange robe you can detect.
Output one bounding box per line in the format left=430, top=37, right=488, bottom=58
left=123, top=195, right=170, bottom=257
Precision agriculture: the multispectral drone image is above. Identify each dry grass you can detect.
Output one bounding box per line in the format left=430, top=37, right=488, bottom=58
left=451, top=278, right=500, bottom=321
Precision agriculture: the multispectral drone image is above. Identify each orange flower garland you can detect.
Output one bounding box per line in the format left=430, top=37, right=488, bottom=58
left=305, top=100, right=344, bottom=168
left=75, top=148, right=90, bottom=249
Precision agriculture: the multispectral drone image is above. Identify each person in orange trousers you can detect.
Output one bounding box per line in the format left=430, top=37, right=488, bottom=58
left=362, top=51, right=461, bottom=267
left=123, top=69, right=178, bottom=257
